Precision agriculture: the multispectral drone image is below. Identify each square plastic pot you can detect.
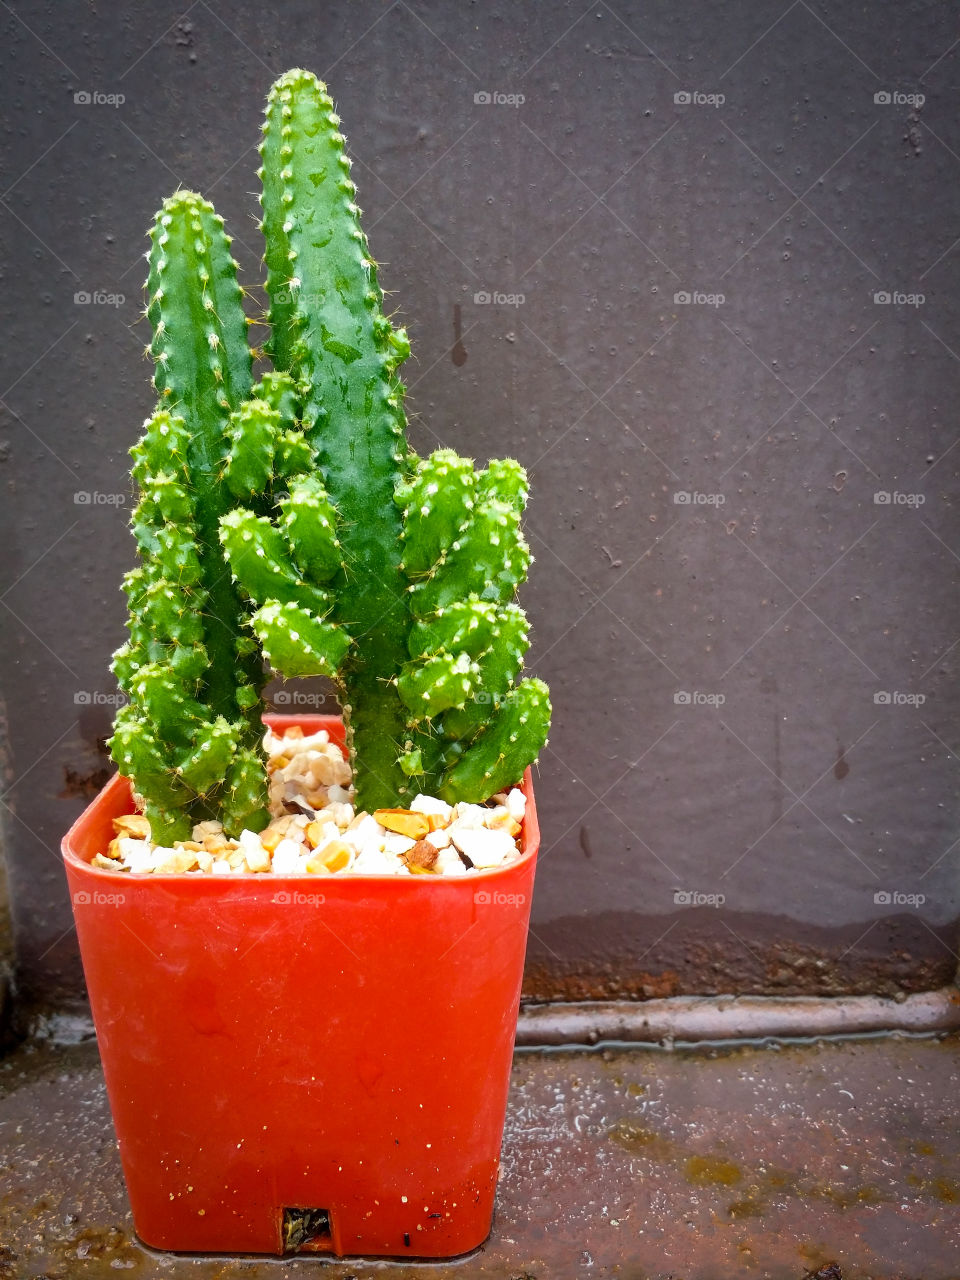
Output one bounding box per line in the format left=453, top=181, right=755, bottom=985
left=61, top=714, right=539, bottom=1258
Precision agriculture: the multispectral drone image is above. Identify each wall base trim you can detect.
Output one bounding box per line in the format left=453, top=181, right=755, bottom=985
left=516, top=987, right=960, bottom=1047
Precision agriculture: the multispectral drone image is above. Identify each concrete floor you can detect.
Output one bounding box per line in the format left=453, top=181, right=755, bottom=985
left=1, top=1033, right=958, bottom=1280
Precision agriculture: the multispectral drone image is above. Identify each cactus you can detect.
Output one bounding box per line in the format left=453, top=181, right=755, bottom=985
left=108, top=192, right=273, bottom=842
left=217, top=69, right=550, bottom=811
left=111, top=70, right=550, bottom=830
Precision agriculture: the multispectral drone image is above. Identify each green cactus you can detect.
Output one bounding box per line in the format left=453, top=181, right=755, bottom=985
left=108, top=192, right=273, bottom=842
left=111, top=70, right=550, bottom=830
left=217, top=69, right=550, bottom=810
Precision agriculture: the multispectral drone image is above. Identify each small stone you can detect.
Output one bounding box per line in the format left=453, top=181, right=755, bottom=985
left=409, top=794, right=453, bottom=823
left=112, top=813, right=151, bottom=841
left=404, top=839, right=440, bottom=873
left=272, top=839, right=304, bottom=873
left=449, top=826, right=517, bottom=869
left=152, top=849, right=200, bottom=875
left=506, top=788, right=526, bottom=821
left=118, top=837, right=153, bottom=873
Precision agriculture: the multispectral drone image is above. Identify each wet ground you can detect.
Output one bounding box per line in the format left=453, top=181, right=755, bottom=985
left=1, top=1033, right=958, bottom=1279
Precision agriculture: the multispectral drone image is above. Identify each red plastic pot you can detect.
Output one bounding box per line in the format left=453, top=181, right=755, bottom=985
left=62, top=714, right=539, bottom=1258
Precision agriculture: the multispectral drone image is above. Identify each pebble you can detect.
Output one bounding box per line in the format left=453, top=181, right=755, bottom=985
left=103, top=727, right=527, bottom=879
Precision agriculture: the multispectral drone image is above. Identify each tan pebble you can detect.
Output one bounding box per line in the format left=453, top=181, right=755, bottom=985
left=92, top=852, right=125, bottom=871
left=154, top=850, right=200, bottom=875
left=105, top=836, right=124, bottom=861
left=304, top=855, right=332, bottom=875
left=226, top=848, right=248, bottom=869
left=112, top=813, right=151, bottom=841
left=244, top=843, right=271, bottom=873
left=403, top=840, right=440, bottom=874
left=203, top=834, right=229, bottom=855
left=196, top=851, right=214, bottom=872
left=260, top=827, right=286, bottom=853
left=317, top=840, right=351, bottom=872
left=374, top=809, right=430, bottom=840
left=285, top=726, right=304, bottom=740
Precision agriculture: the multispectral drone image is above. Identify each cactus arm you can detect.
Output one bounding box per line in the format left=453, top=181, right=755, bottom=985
left=438, top=678, right=551, bottom=804
left=251, top=601, right=352, bottom=678
left=110, top=193, right=270, bottom=839
left=147, top=190, right=259, bottom=720
left=259, top=69, right=413, bottom=810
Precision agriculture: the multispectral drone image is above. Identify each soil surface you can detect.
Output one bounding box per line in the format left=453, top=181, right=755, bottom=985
left=1, top=1033, right=958, bottom=1278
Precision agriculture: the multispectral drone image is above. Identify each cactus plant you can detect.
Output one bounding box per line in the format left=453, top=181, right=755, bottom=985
left=219, top=69, right=550, bottom=811
left=111, top=68, right=550, bottom=830
left=109, top=193, right=274, bottom=842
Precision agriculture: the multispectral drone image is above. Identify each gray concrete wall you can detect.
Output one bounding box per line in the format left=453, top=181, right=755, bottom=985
left=0, top=0, right=956, bottom=1014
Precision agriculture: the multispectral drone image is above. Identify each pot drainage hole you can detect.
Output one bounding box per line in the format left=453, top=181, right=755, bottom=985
left=282, top=1207, right=332, bottom=1253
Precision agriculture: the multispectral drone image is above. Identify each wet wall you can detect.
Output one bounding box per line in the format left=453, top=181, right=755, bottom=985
left=0, top=1, right=957, bottom=1012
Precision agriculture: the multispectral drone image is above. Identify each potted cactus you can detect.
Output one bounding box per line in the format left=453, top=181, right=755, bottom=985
left=62, top=69, right=549, bottom=1258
